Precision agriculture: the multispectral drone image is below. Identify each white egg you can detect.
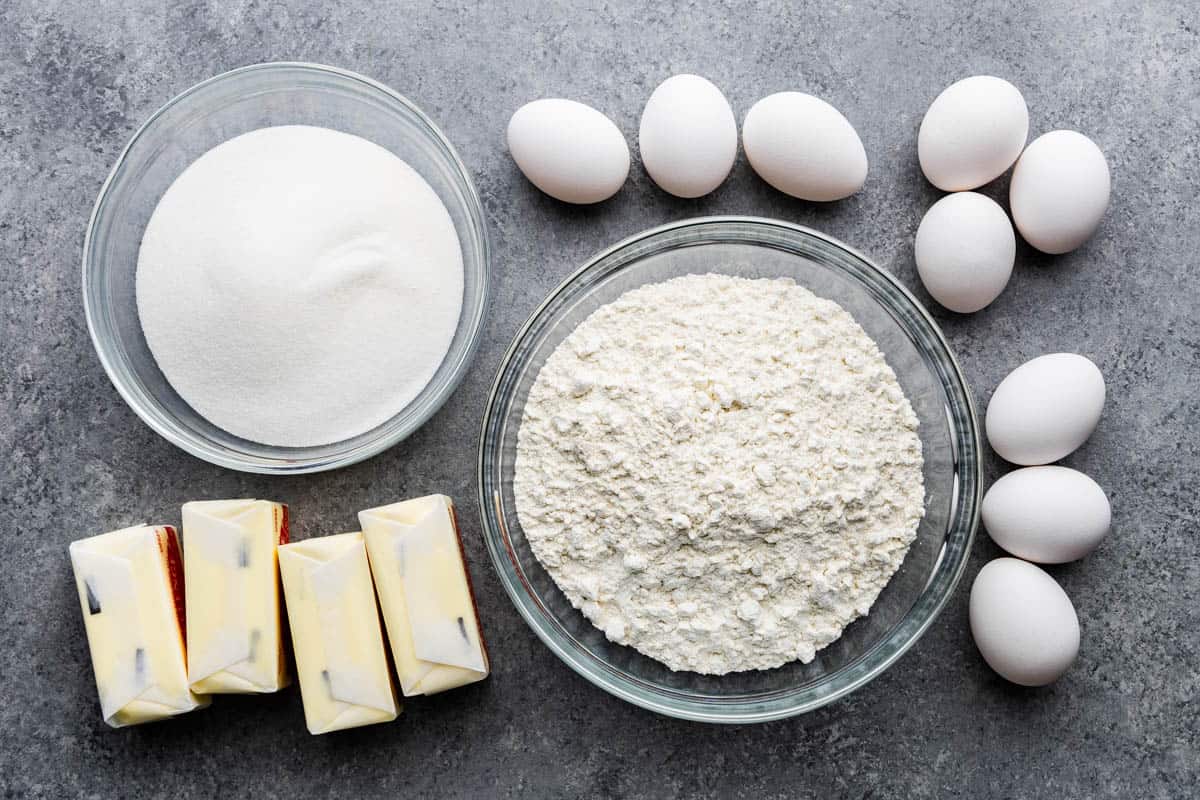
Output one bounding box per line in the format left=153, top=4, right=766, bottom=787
left=918, top=76, right=1028, bottom=191
left=1010, top=130, right=1111, bottom=254
left=986, top=353, right=1105, bottom=466
left=914, top=192, right=1015, bottom=313
left=969, top=558, right=1080, bottom=686
left=506, top=99, right=630, bottom=204
left=742, top=92, right=868, bottom=202
left=983, top=466, right=1111, bottom=563
left=639, top=74, right=737, bottom=198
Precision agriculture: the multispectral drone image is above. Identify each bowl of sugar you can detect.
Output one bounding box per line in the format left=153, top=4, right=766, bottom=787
left=83, top=62, right=490, bottom=474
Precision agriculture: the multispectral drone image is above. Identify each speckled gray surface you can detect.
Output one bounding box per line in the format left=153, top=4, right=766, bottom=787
left=2, top=1, right=1198, bottom=798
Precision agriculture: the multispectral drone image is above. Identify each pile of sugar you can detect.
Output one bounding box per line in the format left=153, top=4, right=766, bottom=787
left=136, top=125, right=464, bottom=447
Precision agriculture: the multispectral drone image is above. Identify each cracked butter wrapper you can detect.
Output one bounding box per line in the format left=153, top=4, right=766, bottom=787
left=360, top=495, right=490, bottom=696
left=278, top=532, right=398, bottom=734
left=183, top=499, right=290, bottom=694
left=69, top=525, right=209, bottom=728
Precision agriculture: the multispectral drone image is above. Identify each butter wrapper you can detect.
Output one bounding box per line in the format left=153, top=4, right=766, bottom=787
left=360, top=495, right=490, bottom=697
left=183, top=499, right=290, bottom=694
left=70, top=525, right=209, bottom=728
left=278, top=532, right=398, bottom=734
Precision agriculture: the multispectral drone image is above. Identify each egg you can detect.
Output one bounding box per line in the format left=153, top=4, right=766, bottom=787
left=914, top=192, right=1015, bottom=313
left=986, top=353, right=1105, bottom=465
left=969, top=558, right=1080, bottom=686
left=639, top=74, right=737, bottom=198
left=983, top=467, right=1111, bottom=563
left=742, top=92, right=868, bottom=201
left=506, top=98, right=631, bottom=204
left=918, top=76, right=1029, bottom=191
left=1010, top=130, right=1111, bottom=254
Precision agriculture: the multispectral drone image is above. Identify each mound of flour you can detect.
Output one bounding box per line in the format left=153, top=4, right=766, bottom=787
left=514, top=274, right=925, bottom=674
left=136, top=125, right=463, bottom=447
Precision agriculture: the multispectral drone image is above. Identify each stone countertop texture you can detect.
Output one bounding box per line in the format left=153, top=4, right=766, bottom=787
left=1, top=1, right=1197, bottom=798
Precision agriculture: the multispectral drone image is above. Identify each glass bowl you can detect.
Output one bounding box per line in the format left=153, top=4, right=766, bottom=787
left=82, top=62, right=489, bottom=474
left=478, top=217, right=980, bottom=723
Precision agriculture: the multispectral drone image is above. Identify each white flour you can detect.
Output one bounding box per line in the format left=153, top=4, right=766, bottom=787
left=137, top=125, right=463, bottom=447
left=514, top=274, right=925, bottom=674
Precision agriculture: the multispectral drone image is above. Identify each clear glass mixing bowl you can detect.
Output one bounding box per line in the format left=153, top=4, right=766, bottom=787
left=82, top=62, right=489, bottom=474
left=478, top=217, right=980, bottom=722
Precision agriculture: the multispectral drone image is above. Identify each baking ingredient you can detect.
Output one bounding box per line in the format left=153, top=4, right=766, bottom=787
left=514, top=274, right=925, bottom=674
left=183, top=499, right=290, bottom=694
left=969, top=557, right=1080, bottom=686
left=137, top=125, right=464, bottom=448
left=360, top=495, right=490, bottom=696
left=915, top=192, right=1015, bottom=313
left=918, top=76, right=1028, bottom=191
left=639, top=74, right=737, bottom=198
left=983, top=467, right=1111, bottom=563
left=742, top=92, right=868, bottom=201
left=986, top=353, right=1105, bottom=465
left=1010, top=130, right=1111, bottom=254
left=507, top=98, right=631, bottom=203
left=69, top=525, right=209, bottom=727
left=277, top=532, right=398, bottom=734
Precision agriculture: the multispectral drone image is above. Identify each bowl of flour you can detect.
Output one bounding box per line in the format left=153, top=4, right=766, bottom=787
left=83, top=63, right=489, bottom=473
left=479, top=217, right=981, bottom=722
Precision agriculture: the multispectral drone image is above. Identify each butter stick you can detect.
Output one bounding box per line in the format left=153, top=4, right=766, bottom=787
left=360, top=495, right=490, bottom=696
left=69, top=525, right=209, bottom=728
left=277, top=532, right=398, bottom=734
left=183, top=499, right=290, bottom=694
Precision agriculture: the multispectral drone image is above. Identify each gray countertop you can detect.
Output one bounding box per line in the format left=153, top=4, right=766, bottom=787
left=2, top=1, right=1197, bottom=798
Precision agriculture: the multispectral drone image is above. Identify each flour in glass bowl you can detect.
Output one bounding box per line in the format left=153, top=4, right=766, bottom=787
left=513, top=274, right=925, bottom=675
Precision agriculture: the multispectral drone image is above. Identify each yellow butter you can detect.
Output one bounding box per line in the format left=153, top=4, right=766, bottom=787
left=69, top=525, right=208, bottom=728
left=183, top=499, right=289, bottom=694
left=360, top=495, right=490, bottom=697
left=277, top=532, right=398, bottom=734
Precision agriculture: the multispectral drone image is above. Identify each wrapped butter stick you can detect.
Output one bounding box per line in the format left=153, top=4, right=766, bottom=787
left=183, top=500, right=289, bottom=694
left=278, top=532, right=398, bottom=734
left=360, top=495, right=490, bottom=696
left=69, top=525, right=209, bottom=728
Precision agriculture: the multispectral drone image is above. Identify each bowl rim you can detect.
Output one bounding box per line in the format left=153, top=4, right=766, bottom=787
left=477, top=215, right=981, bottom=723
left=82, top=61, right=490, bottom=474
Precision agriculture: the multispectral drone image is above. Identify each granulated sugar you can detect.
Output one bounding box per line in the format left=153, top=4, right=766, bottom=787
left=136, top=125, right=463, bottom=447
